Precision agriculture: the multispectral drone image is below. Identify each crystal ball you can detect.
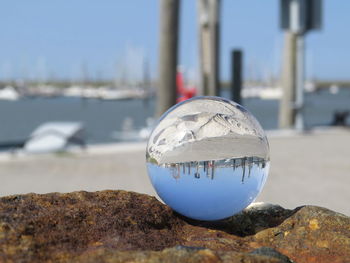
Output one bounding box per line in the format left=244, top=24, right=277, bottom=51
left=146, top=96, right=270, bottom=221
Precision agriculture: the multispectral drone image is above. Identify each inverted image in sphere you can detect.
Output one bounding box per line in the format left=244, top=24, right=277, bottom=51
left=146, top=96, right=270, bottom=221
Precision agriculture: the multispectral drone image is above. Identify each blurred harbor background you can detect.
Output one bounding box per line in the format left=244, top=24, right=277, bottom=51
left=0, top=0, right=350, bottom=215
left=0, top=88, right=350, bottom=144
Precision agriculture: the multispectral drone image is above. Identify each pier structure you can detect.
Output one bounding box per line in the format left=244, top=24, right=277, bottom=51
left=279, top=0, right=322, bottom=130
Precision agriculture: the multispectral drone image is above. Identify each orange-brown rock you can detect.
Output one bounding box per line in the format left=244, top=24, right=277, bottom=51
left=0, top=190, right=348, bottom=262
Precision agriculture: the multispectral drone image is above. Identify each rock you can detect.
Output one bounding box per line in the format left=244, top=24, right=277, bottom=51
left=73, top=247, right=288, bottom=263
left=0, top=190, right=184, bottom=262
left=0, top=190, right=349, bottom=263
left=249, top=206, right=350, bottom=263
left=249, top=247, right=294, bottom=263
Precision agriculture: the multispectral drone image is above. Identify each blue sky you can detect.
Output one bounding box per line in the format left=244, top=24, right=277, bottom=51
left=0, top=0, right=349, bottom=82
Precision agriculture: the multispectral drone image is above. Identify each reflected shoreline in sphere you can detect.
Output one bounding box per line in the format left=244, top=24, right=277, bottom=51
left=147, top=156, right=269, bottom=221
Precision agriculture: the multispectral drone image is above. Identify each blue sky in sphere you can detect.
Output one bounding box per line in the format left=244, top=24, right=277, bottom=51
left=0, top=0, right=349, bottom=81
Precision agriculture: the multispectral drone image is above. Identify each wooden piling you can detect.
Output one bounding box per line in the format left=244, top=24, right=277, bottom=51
left=198, top=0, right=220, bottom=96
left=156, top=0, right=180, bottom=117
left=279, top=32, right=297, bottom=129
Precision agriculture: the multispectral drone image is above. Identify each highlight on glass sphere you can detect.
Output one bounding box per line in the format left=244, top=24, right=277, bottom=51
left=146, top=96, right=270, bottom=221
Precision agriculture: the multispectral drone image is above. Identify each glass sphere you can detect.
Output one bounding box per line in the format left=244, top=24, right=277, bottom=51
left=146, top=96, right=270, bottom=221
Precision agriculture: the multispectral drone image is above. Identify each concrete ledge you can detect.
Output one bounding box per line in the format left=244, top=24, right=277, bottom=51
left=0, top=127, right=349, bottom=216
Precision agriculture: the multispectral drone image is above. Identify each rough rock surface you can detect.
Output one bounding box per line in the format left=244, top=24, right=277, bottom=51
left=0, top=190, right=349, bottom=263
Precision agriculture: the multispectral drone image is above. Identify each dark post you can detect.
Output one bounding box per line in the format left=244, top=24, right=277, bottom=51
left=156, top=0, right=180, bottom=117
left=231, top=49, right=242, bottom=105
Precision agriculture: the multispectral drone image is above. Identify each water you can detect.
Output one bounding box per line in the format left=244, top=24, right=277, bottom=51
left=0, top=88, right=349, bottom=144
left=147, top=157, right=269, bottom=221
left=0, top=97, right=154, bottom=144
